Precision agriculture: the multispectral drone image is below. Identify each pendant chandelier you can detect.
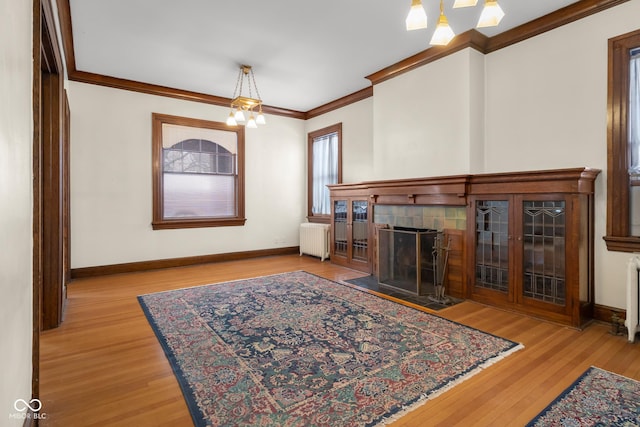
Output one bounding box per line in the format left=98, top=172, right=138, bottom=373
left=406, top=0, right=505, bottom=46
left=226, top=65, right=266, bottom=128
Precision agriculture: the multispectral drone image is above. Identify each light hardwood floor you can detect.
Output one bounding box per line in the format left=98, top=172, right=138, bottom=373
left=40, top=254, right=640, bottom=426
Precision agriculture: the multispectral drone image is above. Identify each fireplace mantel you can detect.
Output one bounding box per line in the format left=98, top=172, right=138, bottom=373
left=328, top=167, right=600, bottom=206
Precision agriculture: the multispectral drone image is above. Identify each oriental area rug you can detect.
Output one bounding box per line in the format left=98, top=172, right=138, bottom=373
left=138, top=271, right=522, bottom=427
left=526, top=366, right=640, bottom=426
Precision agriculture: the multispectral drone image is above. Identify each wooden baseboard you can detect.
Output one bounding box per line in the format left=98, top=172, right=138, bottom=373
left=593, top=303, right=626, bottom=323
left=70, top=246, right=299, bottom=279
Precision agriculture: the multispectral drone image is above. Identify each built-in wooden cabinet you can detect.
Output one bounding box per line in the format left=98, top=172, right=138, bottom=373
left=467, top=169, right=600, bottom=328
left=330, top=195, right=371, bottom=273
left=328, top=168, right=600, bottom=327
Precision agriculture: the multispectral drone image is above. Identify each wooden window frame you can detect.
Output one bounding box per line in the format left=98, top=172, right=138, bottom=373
left=307, top=123, right=342, bottom=224
left=604, top=29, right=640, bottom=252
left=152, top=113, right=246, bottom=230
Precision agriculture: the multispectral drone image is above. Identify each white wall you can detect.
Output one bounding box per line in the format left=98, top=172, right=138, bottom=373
left=69, top=82, right=306, bottom=268
left=373, top=48, right=485, bottom=179
left=0, top=0, right=33, bottom=423
left=305, top=97, right=374, bottom=183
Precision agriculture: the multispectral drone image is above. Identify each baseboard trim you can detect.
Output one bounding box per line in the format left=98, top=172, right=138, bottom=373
left=593, top=303, right=626, bottom=323
left=70, top=246, right=300, bottom=279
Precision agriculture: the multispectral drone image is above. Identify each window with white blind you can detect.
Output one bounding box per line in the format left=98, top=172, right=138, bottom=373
left=307, top=123, right=342, bottom=222
left=152, top=113, right=245, bottom=229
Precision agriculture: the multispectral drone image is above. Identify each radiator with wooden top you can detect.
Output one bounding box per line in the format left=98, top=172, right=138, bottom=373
left=299, top=223, right=330, bottom=261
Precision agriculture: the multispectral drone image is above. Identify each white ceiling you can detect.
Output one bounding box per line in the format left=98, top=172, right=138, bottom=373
left=69, top=0, right=582, bottom=112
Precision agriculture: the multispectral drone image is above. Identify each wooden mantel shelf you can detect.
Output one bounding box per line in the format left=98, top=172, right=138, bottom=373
left=328, top=167, right=600, bottom=206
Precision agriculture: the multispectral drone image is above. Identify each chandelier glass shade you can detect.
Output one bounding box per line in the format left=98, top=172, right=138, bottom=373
left=406, top=0, right=428, bottom=31
left=430, top=0, right=455, bottom=46
left=452, top=0, right=477, bottom=7
left=406, top=0, right=505, bottom=46
left=477, top=0, right=505, bottom=28
left=226, top=65, right=265, bottom=128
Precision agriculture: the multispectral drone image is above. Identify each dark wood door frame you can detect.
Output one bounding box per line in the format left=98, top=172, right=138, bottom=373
left=33, top=0, right=68, bottom=403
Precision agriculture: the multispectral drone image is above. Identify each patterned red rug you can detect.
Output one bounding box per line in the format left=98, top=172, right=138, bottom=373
left=527, top=366, right=640, bottom=426
left=138, top=271, right=522, bottom=426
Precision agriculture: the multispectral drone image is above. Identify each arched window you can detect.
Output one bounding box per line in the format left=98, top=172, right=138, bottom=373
left=152, top=114, right=245, bottom=229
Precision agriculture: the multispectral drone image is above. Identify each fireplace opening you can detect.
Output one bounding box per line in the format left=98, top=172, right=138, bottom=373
left=378, top=227, right=448, bottom=298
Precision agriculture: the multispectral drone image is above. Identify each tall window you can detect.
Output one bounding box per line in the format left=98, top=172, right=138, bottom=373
left=152, top=113, right=245, bottom=229
left=605, top=29, right=640, bottom=251
left=307, top=123, right=342, bottom=222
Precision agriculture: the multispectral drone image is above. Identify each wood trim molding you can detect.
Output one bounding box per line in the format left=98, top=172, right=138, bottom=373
left=486, top=0, right=631, bottom=53
left=306, top=87, right=373, bottom=119
left=70, top=70, right=306, bottom=120
left=366, top=30, right=490, bottom=85
left=593, top=303, right=626, bottom=323
left=54, top=0, right=74, bottom=74
left=70, top=247, right=300, bottom=279
left=604, top=28, right=640, bottom=252
left=151, top=113, right=247, bottom=230
left=55, top=0, right=629, bottom=115
left=32, top=0, right=42, bottom=405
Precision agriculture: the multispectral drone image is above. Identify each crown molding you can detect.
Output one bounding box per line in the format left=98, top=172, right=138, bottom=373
left=305, top=87, right=374, bottom=119
left=367, top=0, right=630, bottom=86
left=67, top=69, right=306, bottom=120
left=486, top=0, right=631, bottom=52
left=56, top=0, right=629, bottom=117
left=366, top=30, right=489, bottom=86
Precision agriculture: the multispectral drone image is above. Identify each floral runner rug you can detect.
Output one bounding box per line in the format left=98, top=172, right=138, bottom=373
left=138, top=271, right=522, bottom=427
left=526, top=366, right=640, bottom=426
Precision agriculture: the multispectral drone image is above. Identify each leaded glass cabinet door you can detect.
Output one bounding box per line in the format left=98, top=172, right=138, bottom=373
left=330, top=197, right=371, bottom=273
left=471, top=198, right=513, bottom=303
left=332, top=200, right=348, bottom=260
left=351, top=200, right=369, bottom=264
left=515, top=195, right=571, bottom=317
left=521, top=200, right=565, bottom=304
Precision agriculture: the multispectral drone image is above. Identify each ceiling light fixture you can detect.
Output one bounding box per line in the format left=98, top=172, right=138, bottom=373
left=406, top=0, right=505, bottom=46
left=430, top=0, right=455, bottom=46
left=452, top=0, right=477, bottom=7
left=226, top=65, right=265, bottom=128
left=477, top=0, right=505, bottom=28
left=405, top=0, right=428, bottom=31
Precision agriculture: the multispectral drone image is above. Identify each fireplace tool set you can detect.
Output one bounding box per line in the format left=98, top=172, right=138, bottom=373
left=429, top=234, right=451, bottom=305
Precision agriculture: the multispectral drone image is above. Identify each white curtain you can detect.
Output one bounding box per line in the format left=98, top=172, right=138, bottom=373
left=312, top=132, right=338, bottom=215
left=629, top=49, right=640, bottom=176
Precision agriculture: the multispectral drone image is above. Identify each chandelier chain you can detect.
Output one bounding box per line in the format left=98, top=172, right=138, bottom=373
left=250, top=69, right=262, bottom=104
left=232, top=68, right=243, bottom=100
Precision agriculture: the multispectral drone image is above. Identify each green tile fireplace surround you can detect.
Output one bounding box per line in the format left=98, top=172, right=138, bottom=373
left=374, top=205, right=467, bottom=231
